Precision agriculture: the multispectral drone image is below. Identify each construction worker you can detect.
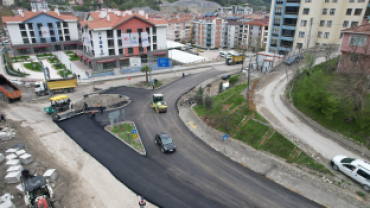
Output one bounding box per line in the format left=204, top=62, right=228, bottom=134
left=90, top=111, right=95, bottom=118
left=98, top=105, right=103, bottom=113
left=0, top=113, right=6, bottom=122
left=84, top=102, right=88, bottom=111
left=139, top=196, right=146, bottom=208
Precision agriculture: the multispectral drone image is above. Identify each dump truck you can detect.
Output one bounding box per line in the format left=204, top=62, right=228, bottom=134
left=34, top=76, right=77, bottom=96
left=150, top=94, right=167, bottom=113
left=0, top=74, right=21, bottom=102
left=225, top=55, right=245, bottom=65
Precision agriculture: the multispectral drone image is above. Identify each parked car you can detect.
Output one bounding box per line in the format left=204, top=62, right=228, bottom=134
left=284, top=55, right=303, bottom=65
left=241, top=68, right=249, bottom=73
left=331, top=155, right=370, bottom=191
left=154, top=133, right=176, bottom=153
left=2, top=41, right=9, bottom=45
left=221, top=74, right=230, bottom=80
left=219, top=51, right=226, bottom=57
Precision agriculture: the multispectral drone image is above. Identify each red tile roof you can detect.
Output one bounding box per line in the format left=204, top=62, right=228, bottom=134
left=342, top=23, right=370, bottom=33
left=2, top=11, right=77, bottom=23
left=81, top=12, right=168, bottom=30
left=167, top=17, right=192, bottom=23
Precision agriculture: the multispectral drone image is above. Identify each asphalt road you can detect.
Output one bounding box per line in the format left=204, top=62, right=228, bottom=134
left=57, top=69, right=323, bottom=208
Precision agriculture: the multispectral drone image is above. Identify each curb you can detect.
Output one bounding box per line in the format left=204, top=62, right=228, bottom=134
left=284, top=80, right=370, bottom=159
left=104, top=121, right=146, bottom=156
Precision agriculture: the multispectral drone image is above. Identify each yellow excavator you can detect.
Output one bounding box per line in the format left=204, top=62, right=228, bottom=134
left=150, top=94, right=167, bottom=113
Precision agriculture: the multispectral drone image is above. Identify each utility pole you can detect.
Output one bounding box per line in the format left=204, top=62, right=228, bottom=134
left=306, top=18, right=313, bottom=52
left=246, top=61, right=251, bottom=103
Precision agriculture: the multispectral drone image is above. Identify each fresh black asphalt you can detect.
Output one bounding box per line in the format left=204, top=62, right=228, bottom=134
left=58, top=70, right=323, bottom=208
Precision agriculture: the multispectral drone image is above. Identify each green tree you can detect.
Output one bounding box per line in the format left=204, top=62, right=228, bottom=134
left=204, top=95, right=213, bottom=110
left=194, top=86, right=204, bottom=106
left=140, top=65, right=152, bottom=85
left=322, top=95, right=339, bottom=124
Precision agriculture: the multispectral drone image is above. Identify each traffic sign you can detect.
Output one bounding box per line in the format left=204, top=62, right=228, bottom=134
left=222, top=134, right=228, bottom=141
left=152, top=80, right=155, bottom=85
left=132, top=129, right=137, bottom=134
left=133, top=134, right=137, bottom=139
left=128, top=77, right=131, bottom=81
left=157, top=58, right=170, bottom=67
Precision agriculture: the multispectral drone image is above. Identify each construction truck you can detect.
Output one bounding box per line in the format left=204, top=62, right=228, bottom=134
left=34, top=76, right=77, bottom=96
left=150, top=94, right=167, bottom=113
left=225, top=55, right=245, bottom=65
left=23, top=173, right=55, bottom=208
left=0, top=74, right=21, bottom=102
left=44, top=94, right=77, bottom=121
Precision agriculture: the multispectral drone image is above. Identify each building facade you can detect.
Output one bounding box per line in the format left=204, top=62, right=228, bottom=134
left=2, top=10, right=79, bottom=55
left=166, top=17, right=192, bottom=43
left=218, top=5, right=253, bottom=17
left=267, top=0, right=370, bottom=54
left=78, top=10, right=168, bottom=71
left=2, top=0, right=14, bottom=6
left=30, top=0, right=49, bottom=11
left=191, top=13, right=223, bottom=49
left=338, top=23, right=370, bottom=74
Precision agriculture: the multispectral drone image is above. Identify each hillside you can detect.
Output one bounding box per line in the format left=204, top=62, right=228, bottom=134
left=210, top=0, right=270, bottom=10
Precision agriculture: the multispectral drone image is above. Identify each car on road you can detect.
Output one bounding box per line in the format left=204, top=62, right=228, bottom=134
left=284, top=55, right=303, bottom=65
left=331, top=155, right=370, bottom=191
left=222, top=74, right=231, bottom=80
left=155, top=133, right=176, bottom=153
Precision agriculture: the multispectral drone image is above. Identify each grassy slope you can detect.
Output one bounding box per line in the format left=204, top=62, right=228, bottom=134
left=194, top=81, right=330, bottom=174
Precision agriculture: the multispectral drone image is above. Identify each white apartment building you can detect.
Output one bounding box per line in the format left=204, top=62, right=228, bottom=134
left=267, top=0, right=370, bottom=54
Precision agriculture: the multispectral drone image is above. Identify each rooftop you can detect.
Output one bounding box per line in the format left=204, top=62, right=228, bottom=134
left=2, top=11, right=77, bottom=23
left=342, top=23, right=370, bottom=33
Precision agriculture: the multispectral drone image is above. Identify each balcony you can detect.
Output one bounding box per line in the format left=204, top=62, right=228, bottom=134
left=272, top=33, right=279, bottom=37
left=274, top=23, right=280, bottom=26
left=276, top=1, right=283, bottom=4
left=271, top=43, right=277, bottom=47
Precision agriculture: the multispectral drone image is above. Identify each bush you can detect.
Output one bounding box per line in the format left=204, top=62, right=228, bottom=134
left=154, top=79, right=159, bottom=84
left=229, top=75, right=239, bottom=87
left=204, top=95, right=212, bottom=110
left=194, top=86, right=204, bottom=106
left=59, top=69, right=73, bottom=77
left=24, top=62, right=42, bottom=72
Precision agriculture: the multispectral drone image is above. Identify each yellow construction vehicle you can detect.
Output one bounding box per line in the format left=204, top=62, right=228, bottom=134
left=150, top=94, right=167, bottom=113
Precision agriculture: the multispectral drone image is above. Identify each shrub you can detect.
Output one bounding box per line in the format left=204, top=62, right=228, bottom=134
left=218, top=81, right=223, bottom=94
left=154, top=79, right=159, bottom=84
left=229, top=75, right=239, bottom=87
left=204, top=95, right=212, bottom=110
left=194, top=86, right=204, bottom=106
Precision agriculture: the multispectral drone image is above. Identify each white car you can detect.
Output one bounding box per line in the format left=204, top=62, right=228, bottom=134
left=242, top=68, right=249, bottom=73
left=331, top=155, right=370, bottom=191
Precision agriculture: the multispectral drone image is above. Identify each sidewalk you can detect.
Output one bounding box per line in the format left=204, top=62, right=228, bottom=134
left=54, top=51, right=89, bottom=80
left=179, top=107, right=366, bottom=208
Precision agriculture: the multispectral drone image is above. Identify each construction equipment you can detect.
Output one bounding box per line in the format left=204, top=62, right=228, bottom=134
left=44, top=95, right=70, bottom=114
left=0, top=74, right=21, bottom=102
left=23, top=174, right=55, bottom=208
left=150, top=94, right=167, bottom=113
left=34, top=76, right=77, bottom=96
left=225, top=55, right=245, bottom=65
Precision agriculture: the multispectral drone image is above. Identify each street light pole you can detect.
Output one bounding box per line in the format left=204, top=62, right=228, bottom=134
left=39, top=61, right=51, bottom=96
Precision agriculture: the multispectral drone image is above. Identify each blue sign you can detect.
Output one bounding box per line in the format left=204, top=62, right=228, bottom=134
left=222, top=134, right=228, bottom=141
left=152, top=80, right=155, bottom=85
left=132, top=129, right=137, bottom=134
left=157, top=58, right=170, bottom=67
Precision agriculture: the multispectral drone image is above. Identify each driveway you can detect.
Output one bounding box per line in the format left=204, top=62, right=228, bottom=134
left=57, top=69, right=322, bottom=208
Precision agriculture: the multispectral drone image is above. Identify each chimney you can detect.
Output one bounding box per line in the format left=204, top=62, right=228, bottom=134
left=57, top=11, right=60, bottom=16
left=107, top=15, right=110, bottom=22
left=32, top=8, right=36, bottom=13
left=43, top=8, right=46, bottom=13
left=20, top=12, right=24, bottom=18
left=54, top=7, right=58, bottom=13
left=146, top=13, right=148, bottom=19
left=139, top=10, right=144, bottom=16
left=122, top=12, right=126, bottom=17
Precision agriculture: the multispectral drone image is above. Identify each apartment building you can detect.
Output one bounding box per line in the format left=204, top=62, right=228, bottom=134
left=78, top=10, right=168, bottom=71
left=267, top=0, right=370, bottom=54
left=191, top=12, right=224, bottom=49
left=30, top=0, right=49, bottom=12
left=2, top=0, right=14, bottom=6
left=2, top=10, right=79, bottom=55
left=218, top=5, right=253, bottom=17
left=221, top=17, right=269, bottom=50
left=166, top=17, right=192, bottom=43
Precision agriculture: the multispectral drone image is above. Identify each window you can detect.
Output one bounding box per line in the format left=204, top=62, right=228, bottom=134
left=116, top=30, right=121, bottom=37
left=138, top=28, right=143, bottom=34
left=21, top=31, right=27, bottom=37
left=296, top=43, right=303, bottom=49
left=354, top=9, right=363, bottom=15
left=322, top=8, right=328, bottom=15
left=153, top=44, right=157, bottom=50
left=64, top=29, right=69, bottom=34
left=47, top=23, right=53, bottom=29
left=339, top=32, right=344, bottom=38
left=109, top=49, right=115, bottom=56
left=357, top=169, right=370, bottom=180
left=305, top=0, right=311, bottom=2
left=30, top=31, right=35, bottom=37
left=128, top=47, right=133, bottom=54
left=146, top=27, right=150, bottom=34
left=152, top=27, right=157, bottom=34
left=57, top=22, right=61, bottom=28
left=325, top=0, right=329, bottom=2
left=317, top=31, right=322, bottom=38
left=330, top=8, right=336, bottom=15
left=107, top=39, right=114, bottom=47
left=126, top=29, right=132, bottom=33
left=350, top=53, right=359, bottom=62
left=300, top=20, right=307, bottom=26
left=324, top=32, right=330, bottom=38
left=120, top=59, right=129, bottom=67
left=153, top=36, right=157, bottom=43
left=139, top=47, right=144, bottom=53
left=27, top=23, right=33, bottom=30
left=107, top=30, right=113, bottom=38
left=349, top=35, right=367, bottom=46
left=50, top=30, right=55, bottom=36
left=320, top=20, right=325, bottom=26
left=40, top=38, right=46, bottom=43
left=147, top=46, right=150, bottom=52
left=51, top=37, right=56, bottom=42
left=327, top=20, right=332, bottom=27
left=118, top=39, right=122, bottom=46
left=63, top=22, right=68, bottom=27
left=19, top=24, right=26, bottom=30
left=346, top=8, right=352, bottom=15
left=343, top=21, right=349, bottom=27
left=299, top=31, right=305, bottom=38
left=358, top=0, right=365, bottom=2
left=32, top=38, right=37, bottom=43
left=119, top=49, right=123, bottom=55
left=351, top=21, right=359, bottom=27
left=349, top=0, right=355, bottom=2
left=37, top=23, right=42, bottom=30
left=333, top=0, right=338, bottom=2
left=343, top=164, right=356, bottom=170
left=65, top=36, right=70, bottom=41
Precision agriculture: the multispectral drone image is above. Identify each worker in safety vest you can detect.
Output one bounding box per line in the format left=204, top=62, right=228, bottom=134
left=139, top=196, right=146, bottom=208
